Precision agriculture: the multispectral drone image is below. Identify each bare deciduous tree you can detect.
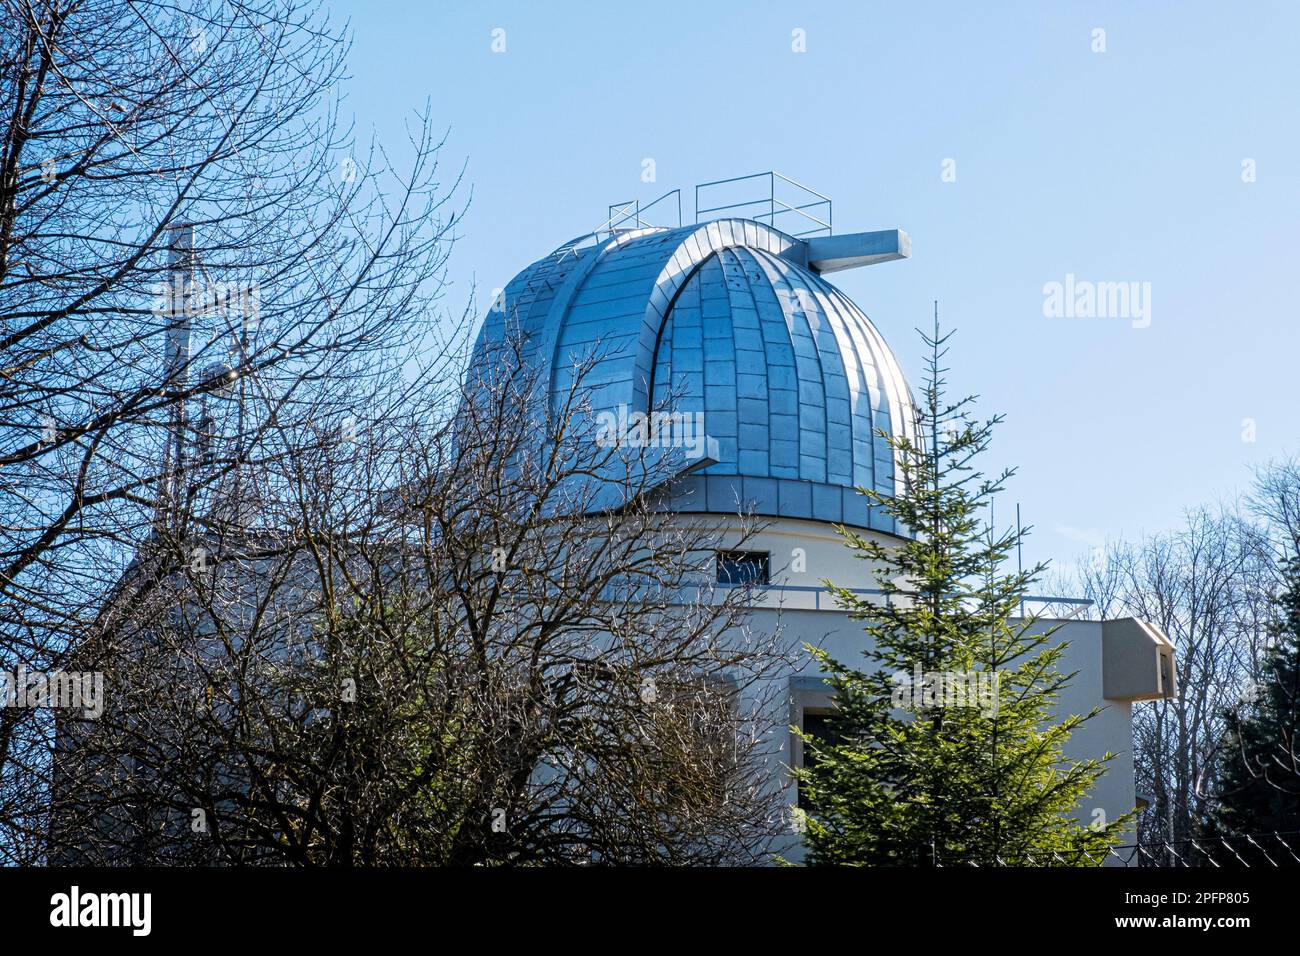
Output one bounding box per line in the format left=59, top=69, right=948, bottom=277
left=1069, top=505, right=1282, bottom=853
left=3, top=0, right=794, bottom=867
left=1, top=0, right=461, bottom=862
left=50, top=345, right=792, bottom=865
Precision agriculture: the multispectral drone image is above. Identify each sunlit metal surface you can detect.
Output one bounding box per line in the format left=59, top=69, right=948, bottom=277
left=471, top=218, right=918, bottom=534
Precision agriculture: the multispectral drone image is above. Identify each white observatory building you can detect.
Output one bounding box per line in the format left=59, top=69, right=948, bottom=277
left=470, top=174, right=1177, bottom=856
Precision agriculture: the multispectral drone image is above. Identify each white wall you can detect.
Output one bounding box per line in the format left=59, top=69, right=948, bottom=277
left=680, top=515, right=1143, bottom=861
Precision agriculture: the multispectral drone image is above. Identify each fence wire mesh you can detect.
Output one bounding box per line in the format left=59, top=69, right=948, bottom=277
left=932, top=832, right=1300, bottom=867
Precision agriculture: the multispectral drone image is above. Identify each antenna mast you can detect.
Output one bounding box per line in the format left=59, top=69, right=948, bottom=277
left=157, top=223, right=195, bottom=529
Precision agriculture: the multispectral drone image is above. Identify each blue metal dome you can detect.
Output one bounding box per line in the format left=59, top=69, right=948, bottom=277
left=472, top=218, right=918, bottom=534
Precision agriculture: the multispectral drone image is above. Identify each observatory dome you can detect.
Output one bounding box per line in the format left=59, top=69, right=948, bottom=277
left=470, top=219, right=919, bottom=535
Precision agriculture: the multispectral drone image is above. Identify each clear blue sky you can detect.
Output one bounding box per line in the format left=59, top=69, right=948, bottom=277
left=334, top=0, right=1299, bottom=576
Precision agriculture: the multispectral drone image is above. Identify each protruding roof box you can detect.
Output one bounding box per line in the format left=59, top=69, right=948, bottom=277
left=803, top=229, right=912, bottom=274
left=1102, top=618, right=1178, bottom=702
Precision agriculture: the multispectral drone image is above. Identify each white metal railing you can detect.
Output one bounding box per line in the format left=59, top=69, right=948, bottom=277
left=715, top=583, right=1093, bottom=615
left=694, top=171, right=832, bottom=237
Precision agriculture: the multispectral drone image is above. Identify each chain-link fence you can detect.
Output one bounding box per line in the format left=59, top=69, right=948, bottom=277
left=933, top=832, right=1300, bottom=867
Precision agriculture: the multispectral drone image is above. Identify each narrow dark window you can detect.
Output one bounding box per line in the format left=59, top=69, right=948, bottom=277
left=798, top=710, right=842, bottom=810
left=716, top=550, right=769, bottom=586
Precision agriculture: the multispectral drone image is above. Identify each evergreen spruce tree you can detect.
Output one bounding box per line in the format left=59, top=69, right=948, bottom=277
left=1208, top=556, right=1300, bottom=855
left=793, top=317, right=1126, bottom=866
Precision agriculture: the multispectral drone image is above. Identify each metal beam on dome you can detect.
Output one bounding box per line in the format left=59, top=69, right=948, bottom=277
left=804, top=229, right=911, bottom=274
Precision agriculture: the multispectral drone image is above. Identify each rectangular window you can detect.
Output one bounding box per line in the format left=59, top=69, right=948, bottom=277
left=716, top=550, right=770, bottom=587
left=797, top=709, right=841, bottom=810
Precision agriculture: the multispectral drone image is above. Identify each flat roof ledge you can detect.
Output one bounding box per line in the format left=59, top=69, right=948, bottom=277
left=804, top=229, right=912, bottom=274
